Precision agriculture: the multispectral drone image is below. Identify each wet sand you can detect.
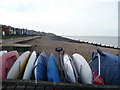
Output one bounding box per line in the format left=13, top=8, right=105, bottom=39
left=22, top=35, right=119, bottom=62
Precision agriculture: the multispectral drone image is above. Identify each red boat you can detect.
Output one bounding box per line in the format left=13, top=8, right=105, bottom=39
left=0, top=51, right=19, bottom=79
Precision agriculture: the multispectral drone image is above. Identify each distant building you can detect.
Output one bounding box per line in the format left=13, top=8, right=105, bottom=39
left=3, top=31, right=5, bottom=36
left=15, top=28, right=23, bottom=35
left=22, top=29, right=27, bottom=35
left=27, top=30, right=30, bottom=35
left=37, top=31, right=41, bottom=36
left=0, top=25, right=2, bottom=36
left=41, top=32, right=45, bottom=36
left=2, top=25, right=10, bottom=35
left=33, top=31, right=37, bottom=36
left=8, top=26, right=14, bottom=35
left=27, top=30, right=33, bottom=35
left=0, top=24, right=47, bottom=36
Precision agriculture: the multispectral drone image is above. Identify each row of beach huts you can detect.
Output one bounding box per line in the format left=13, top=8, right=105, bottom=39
left=0, top=24, right=47, bottom=36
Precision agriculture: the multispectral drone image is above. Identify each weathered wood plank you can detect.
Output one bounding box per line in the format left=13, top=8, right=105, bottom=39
left=5, top=85, right=16, bottom=90
left=2, top=85, right=7, bottom=90
left=15, top=85, right=26, bottom=90
left=25, top=86, right=35, bottom=90
left=54, top=87, right=64, bottom=90
left=45, top=87, right=54, bottom=90
left=0, top=85, right=2, bottom=90
left=63, top=87, right=76, bottom=90
left=2, top=79, right=120, bottom=90
left=73, top=88, right=83, bottom=90
left=35, top=86, right=44, bottom=90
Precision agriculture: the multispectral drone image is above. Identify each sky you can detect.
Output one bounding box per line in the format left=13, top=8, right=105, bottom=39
left=0, top=0, right=119, bottom=36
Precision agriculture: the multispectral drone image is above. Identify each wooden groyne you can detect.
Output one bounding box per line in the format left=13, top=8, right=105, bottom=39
left=1, top=36, right=41, bottom=52
left=2, top=79, right=120, bottom=90
left=14, top=36, right=40, bottom=43
left=1, top=44, right=32, bottom=52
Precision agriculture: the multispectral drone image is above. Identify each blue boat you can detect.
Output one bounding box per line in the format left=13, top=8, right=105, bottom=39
left=34, top=52, right=48, bottom=80
left=47, top=53, right=61, bottom=82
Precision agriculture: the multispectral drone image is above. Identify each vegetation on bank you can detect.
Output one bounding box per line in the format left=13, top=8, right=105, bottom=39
left=2, top=33, right=56, bottom=39
left=2, top=35, right=32, bottom=39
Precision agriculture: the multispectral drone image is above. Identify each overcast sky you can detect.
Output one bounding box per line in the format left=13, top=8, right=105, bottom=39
left=0, top=0, right=119, bottom=36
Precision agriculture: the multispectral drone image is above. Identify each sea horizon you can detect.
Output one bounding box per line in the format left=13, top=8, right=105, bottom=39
left=62, top=35, right=118, bottom=47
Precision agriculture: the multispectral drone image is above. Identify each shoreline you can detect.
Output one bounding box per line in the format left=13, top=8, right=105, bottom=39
left=62, top=35, right=119, bottom=47
left=2, top=35, right=119, bottom=50
left=51, top=35, right=119, bottom=50
left=16, top=35, right=119, bottom=62
left=1, top=35, right=119, bottom=62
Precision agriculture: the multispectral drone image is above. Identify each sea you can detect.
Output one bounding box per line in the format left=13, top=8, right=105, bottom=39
left=62, top=36, right=119, bottom=47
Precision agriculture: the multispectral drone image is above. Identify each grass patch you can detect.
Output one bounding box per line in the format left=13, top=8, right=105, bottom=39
left=2, top=35, right=32, bottom=39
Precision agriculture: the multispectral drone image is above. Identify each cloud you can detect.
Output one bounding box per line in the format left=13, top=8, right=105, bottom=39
left=0, top=0, right=118, bottom=36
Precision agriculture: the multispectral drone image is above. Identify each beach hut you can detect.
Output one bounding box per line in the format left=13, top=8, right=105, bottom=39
left=0, top=25, right=2, bottom=36
left=30, top=30, right=34, bottom=35
left=8, top=26, right=14, bottom=35
left=27, top=30, right=33, bottom=36
left=15, top=28, right=19, bottom=35
left=15, top=28, right=23, bottom=35
left=37, top=31, right=42, bottom=36
left=33, top=31, right=36, bottom=36
left=12, top=28, right=17, bottom=35
left=35, top=31, right=38, bottom=36
left=27, top=30, right=29, bottom=35
left=2, top=25, right=10, bottom=35
left=21, top=29, right=24, bottom=35
left=41, top=32, right=46, bottom=36
left=22, top=29, right=27, bottom=35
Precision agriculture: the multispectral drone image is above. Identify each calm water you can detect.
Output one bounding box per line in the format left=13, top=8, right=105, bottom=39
left=63, top=36, right=118, bottom=47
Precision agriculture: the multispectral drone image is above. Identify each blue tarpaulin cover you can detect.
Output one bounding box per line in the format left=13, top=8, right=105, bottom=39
left=90, top=50, right=120, bottom=85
